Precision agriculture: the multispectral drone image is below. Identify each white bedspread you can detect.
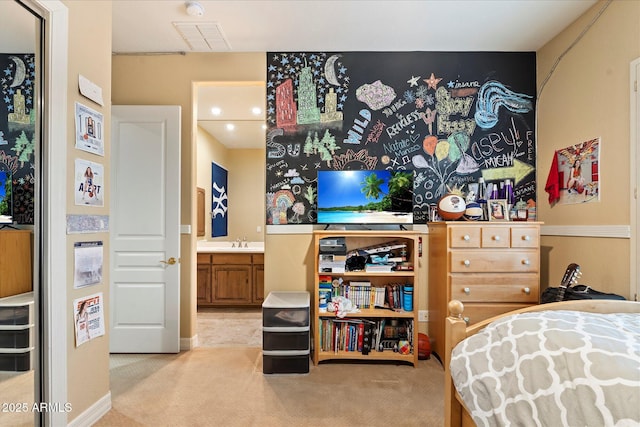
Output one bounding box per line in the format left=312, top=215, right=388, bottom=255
left=450, top=310, right=640, bottom=427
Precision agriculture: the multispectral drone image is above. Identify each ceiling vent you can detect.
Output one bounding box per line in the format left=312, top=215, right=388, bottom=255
left=173, top=22, right=231, bottom=51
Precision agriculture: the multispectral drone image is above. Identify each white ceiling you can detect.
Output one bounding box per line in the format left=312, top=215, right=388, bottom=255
left=2, top=0, right=598, bottom=148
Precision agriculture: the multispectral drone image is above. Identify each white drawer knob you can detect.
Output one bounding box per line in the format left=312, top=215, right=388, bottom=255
left=463, top=260, right=471, bottom=267
left=523, top=235, right=531, bottom=241
left=463, top=287, right=471, bottom=295
left=463, top=235, right=470, bottom=241
left=493, top=235, right=500, bottom=241
left=523, top=287, right=531, bottom=295
left=522, top=259, right=530, bottom=265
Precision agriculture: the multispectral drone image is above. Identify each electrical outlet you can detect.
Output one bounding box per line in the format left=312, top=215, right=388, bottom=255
left=418, top=310, right=429, bottom=322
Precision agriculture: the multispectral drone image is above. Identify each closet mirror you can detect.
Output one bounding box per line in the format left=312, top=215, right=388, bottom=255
left=0, top=1, right=41, bottom=426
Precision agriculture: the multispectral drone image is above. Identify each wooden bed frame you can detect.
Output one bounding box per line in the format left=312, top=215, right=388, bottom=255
left=444, top=299, right=640, bottom=427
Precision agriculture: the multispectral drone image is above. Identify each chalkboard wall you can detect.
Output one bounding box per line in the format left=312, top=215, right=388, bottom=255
left=265, top=51, right=536, bottom=224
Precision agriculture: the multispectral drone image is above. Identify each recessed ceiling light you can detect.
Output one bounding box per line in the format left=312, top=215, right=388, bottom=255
left=211, top=107, right=221, bottom=115
left=225, top=123, right=235, bottom=131
left=252, top=107, right=262, bottom=115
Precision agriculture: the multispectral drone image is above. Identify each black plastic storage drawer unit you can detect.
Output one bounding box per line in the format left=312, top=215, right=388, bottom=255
left=263, top=327, right=310, bottom=351
left=0, top=328, right=30, bottom=348
left=262, top=291, right=310, bottom=374
left=262, top=350, right=310, bottom=374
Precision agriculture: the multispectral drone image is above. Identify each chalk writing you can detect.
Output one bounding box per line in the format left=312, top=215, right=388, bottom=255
left=343, top=109, right=371, bottom=144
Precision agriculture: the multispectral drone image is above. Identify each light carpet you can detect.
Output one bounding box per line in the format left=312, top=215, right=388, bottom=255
left=97, top=348, right=444, bottom=427
left=97, top=309, right=445, bottom=426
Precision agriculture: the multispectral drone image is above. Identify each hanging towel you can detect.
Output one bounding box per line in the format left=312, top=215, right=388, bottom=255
left=544, top=151, right=560, bottom=204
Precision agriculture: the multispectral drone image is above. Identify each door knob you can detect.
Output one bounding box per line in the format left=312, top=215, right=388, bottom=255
left=161, top=257, right=178, bottom=265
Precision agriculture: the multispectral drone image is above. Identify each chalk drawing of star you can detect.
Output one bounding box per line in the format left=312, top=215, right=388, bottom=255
left=424, top=73, right=442, bottom=90
left=407, top=75, right=421, bottom=87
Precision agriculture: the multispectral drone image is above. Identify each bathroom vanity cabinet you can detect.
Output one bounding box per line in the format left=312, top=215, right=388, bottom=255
left=197, top=253, right=264, bottom=307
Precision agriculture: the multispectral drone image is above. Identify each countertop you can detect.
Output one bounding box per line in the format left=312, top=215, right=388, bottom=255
left=196, top=241, right=264, bottom=254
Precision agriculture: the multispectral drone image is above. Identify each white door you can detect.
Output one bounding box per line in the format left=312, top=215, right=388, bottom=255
left=110, top=105, right=181, bottom=353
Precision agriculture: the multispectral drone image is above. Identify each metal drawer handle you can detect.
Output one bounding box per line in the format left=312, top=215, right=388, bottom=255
left=463, top=259, right=471, bottom=267
left=523, top=287, right=531, bottom=295
left=523, top=235, right=531, bottom=241
left=522, top=259, right=530, bottom=266
left=493, top=235, right=500, bottom=241
left=463, top=287, right=471, bottom=295
left=463, top=234, right=470, bottom=241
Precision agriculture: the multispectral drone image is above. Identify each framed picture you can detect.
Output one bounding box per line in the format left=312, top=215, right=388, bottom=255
left=488, top=199, right=509, bottom=221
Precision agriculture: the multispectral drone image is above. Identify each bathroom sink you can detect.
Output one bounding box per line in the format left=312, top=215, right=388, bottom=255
left=197, top=241, right=264, bottom=253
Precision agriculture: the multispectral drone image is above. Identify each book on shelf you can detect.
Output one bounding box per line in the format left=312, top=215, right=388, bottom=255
left=365, top=263, right=394, bottom=273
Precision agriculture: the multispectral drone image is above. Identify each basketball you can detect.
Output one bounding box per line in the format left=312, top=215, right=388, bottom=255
left=437, top=194, right=466, bottom=220
left=464, top=202, right=483, bottom=221
left=418, top=333, right=431, bottom=360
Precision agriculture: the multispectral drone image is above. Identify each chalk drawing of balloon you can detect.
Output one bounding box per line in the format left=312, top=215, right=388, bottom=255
left=423, top=135, right=437, bottom=157
left=446, top=132, right=470, bottom=163
left=435, top=140, right=450, bottom=161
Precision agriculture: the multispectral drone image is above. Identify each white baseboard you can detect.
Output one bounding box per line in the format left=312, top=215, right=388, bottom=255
left=181, top=335, right=197, bottom=351
left=67, top=391, right=111, bottom=427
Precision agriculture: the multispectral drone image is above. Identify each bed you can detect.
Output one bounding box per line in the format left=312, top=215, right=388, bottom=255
left=444, top=299, right=640, bottom=427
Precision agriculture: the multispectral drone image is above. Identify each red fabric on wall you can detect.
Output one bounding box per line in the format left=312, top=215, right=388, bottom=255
left=544, top=151, right=561, bottom=204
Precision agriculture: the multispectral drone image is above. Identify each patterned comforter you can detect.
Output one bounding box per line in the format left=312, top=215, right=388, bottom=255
left=450, top=310, right=640, bottom=427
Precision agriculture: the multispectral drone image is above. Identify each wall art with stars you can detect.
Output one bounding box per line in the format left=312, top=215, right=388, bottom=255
left=0, top=53, right=36, bottom=225
left=265, top=51, right=537, bottom=225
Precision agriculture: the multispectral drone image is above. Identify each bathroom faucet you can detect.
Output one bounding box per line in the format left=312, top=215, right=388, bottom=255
left=232, top=237, right=241, bottom=248
left=242, top=236, right=248, bottom=248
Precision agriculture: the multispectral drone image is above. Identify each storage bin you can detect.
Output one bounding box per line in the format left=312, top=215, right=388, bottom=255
left=263, top=327, right=310, bottom=351
left=262, top=350, right=309, bottom=374
left=0, top=328, right=30, bottom=348
left=0, top=350, right=31, bottom=371
left=0, top=306, right=29, bottom=326
left=262, top=292, right=310, bottom=328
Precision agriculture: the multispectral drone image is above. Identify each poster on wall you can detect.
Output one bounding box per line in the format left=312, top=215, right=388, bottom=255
left=74, top=158, right=104, bottom=207
left=211, top=162, right=228, bottom=237
left=555, top=137, right=600, bottom=205
left=73, top=292, right=105, bottom=347
left=0, top=53, right=36, bottom=225
left=73, top=241, right=103, bottom=288
left=265, top=51, right=537, bottom=225
left=75, top=102, right=104, bottom=156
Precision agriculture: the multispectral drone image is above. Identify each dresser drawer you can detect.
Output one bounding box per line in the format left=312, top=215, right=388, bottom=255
left=450, top=273, right=539, bottom=303
left=450, top=250, right=538, bottom=273
left=511, top=227, right=539, bottom=248
left=458, top=303, right=533, bottom=326
left=449, top=227, right=481, bottom=248
left=480, top=226, right=510, bottom=248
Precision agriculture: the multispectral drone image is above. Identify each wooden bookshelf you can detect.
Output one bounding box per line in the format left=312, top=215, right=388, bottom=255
left=312, top=230, right=420, bottom=367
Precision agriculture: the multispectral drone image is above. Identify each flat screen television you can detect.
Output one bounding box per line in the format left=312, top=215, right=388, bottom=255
left=317, top=169, right=414, bottom=224
left=0, top=170, right=13, bottom=224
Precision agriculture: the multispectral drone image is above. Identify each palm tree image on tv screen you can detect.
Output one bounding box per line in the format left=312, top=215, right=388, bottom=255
left=0, top=170, right=13, bottom=224
left=317, top=170, right=414, bottom=224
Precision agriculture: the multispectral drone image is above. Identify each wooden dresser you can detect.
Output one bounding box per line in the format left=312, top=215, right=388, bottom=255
left=428, top=221, right=541, bottom=363
left=0, top=230, right=33, bottom=298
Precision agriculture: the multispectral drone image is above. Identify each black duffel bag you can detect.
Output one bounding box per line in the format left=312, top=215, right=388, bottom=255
left=541, top=284, right=626, bottom=304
